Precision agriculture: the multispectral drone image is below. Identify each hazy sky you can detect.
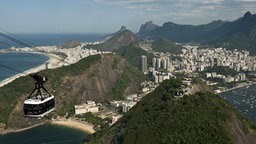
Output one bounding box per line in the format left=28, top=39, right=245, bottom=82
left=0, top=0, right=255, bottom=33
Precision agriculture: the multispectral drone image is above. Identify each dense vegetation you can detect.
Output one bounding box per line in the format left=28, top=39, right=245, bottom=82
left=75, top=112, right=106, bottom=126
left=106, top=64, right=147, bottom=101
left=202, top=66, right=238, bottom=77
left=91, top=78, right=255, bottom=144
left=114, top=43, right=154, bottom=68
left=151, top=38, right=183, bottom=54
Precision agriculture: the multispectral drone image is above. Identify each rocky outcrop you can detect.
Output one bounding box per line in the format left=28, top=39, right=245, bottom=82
left=92, top=29, right=139, bottom=52
left=138, top=21, right=159, bottom=34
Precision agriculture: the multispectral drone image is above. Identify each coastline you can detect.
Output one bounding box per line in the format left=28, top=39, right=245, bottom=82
left=0, top=119, right=95, bottom=135
left=0, top=52, right=62, bottom=87
left=217, top=81, right=256, bottom=94
left=0, top=122, right=45, bottom=135
left=51, top=119, right=95, bottom=134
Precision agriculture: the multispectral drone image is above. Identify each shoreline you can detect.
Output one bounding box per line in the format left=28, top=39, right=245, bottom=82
left=0, top=122, right=45, bottom=135
left=218, top=81, right=256, bottom=94
left=51, top=119, right=95, bottom=134
left=0, top=119, right=95, bottom=135
left=0, top=52, right=62, bottom=87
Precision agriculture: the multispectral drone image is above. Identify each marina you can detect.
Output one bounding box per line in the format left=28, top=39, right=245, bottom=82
left=219, top=84, right=256, bottom=124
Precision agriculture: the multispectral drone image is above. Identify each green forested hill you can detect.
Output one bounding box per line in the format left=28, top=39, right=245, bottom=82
left=151, top=38, right=183, bottom=54
left=114, top=43, right=154, bottom=68
left=0, top=54, right=147, bottom=131
left=91, top=78, right=256, bottom=144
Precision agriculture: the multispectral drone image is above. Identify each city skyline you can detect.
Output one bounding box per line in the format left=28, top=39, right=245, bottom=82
left=0, top=0, right=255, bottom=33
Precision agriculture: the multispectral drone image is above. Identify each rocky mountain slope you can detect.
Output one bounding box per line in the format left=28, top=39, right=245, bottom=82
left=0, top=54, right=147, bottom=131
left=91, top=27, right=139, bottom=52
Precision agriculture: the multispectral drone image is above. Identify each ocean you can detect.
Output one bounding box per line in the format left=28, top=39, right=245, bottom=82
left=219, top=85, right=256, bottom=124
left=0, top=33, right=106, bottom=49
left=0, top=33, right=105, bottom=143
left=0, top=124, right=89, bottom=144
left=0, top=53, right=49, bottom=82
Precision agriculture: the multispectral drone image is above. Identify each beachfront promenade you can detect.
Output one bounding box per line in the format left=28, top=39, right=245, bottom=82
left=0, top=44, right=110, bottom=87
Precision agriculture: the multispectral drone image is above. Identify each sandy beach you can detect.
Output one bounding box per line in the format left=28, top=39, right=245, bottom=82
left=51, top=120, right=95, bottom=134
left=0, top=52, right=63, bottom=87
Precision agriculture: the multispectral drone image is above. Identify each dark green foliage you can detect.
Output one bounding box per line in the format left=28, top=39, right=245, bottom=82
left=114, top=43, right=154, bottom=68
left=203, top=66, right=238, bottom=77
left=76, top=112, right=105, bottom=126
left=0, top=76, right=32, bottom=125
left=107, top=64, right=147, bottom=100
left=151, top=38, right=183, bottom=54
left=109, top=68, right=130, bottom=100
left=91, top=78, right=245, bottom=144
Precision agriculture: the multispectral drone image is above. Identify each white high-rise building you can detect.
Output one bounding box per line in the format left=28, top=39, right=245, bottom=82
left=152, top=57, right=157, bottom=68
left=140, top=55, right=147, bottom=73
left=162, top=59, right=167, bottom=70
left=157, top=58, right=161, bottom=68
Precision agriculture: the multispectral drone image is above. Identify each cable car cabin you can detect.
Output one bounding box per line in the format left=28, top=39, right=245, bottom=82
left=23, top=94, right=55, bottom=118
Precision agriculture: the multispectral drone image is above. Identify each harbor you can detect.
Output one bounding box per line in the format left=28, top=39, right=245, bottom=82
left=219, top=83, right=256, bottom=124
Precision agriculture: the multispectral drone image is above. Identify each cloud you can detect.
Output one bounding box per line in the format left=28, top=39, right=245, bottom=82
left=235, top=0, right=256, bottom=2
left=90, top=0, right=256, bottom=26
left=203, top=0, right=224, bottom=4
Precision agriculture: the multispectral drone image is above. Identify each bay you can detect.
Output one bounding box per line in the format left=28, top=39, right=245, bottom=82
left=219, top=84, right=256, bottom=124
left=0, top=53, right=49, bottom=82
left=0, top=124, right=89, bottom=144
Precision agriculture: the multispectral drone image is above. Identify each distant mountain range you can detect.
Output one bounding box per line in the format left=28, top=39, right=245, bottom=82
left=137, top=11, right=256, bottom=54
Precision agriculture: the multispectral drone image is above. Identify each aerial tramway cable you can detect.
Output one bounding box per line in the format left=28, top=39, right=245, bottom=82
left=0, top=32, right=33, bottom=48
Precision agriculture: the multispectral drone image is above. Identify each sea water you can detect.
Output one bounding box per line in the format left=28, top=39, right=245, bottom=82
left=0, top=53, right=49, bottom=82
left=219, top=85, right=256, bottom=124
left=0, top=124, right=89, bottom=144
left=0, top=33, right=106, bottom=49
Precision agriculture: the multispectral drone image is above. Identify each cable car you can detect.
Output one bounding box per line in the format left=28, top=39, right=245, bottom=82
left=23, top=74, right=55, bottom=118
